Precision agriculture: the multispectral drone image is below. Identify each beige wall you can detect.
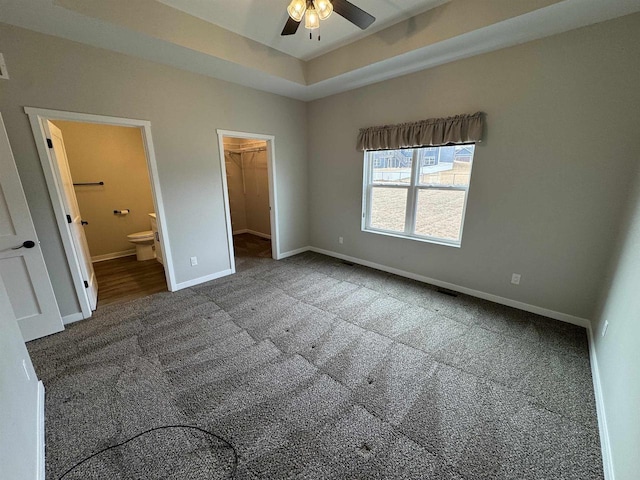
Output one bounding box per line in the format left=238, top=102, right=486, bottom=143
left=0, top=23, right=309, bottom=317
left=592, top=161, right=640, bottom=480
left=308, top=13, right=640, bottom=320
left=52, top=121, right=155, bottom=259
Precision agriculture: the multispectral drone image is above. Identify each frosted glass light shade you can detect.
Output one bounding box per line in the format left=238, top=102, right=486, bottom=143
left=313, top=0, right=333, bottom=20
left=305, top=7, right=320, bottom=29
left=287, top=0, right=307, bottom=22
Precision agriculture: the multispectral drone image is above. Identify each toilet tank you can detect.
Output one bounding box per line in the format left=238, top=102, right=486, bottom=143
left=148, top=213, right=164, bottom=266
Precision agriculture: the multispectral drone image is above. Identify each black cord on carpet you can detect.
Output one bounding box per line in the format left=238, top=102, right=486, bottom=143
left=58, top=425, right=238, bottom=479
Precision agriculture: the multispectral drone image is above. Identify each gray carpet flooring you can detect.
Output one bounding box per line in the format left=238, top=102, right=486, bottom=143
left=28, top=234, right=603, bottom=479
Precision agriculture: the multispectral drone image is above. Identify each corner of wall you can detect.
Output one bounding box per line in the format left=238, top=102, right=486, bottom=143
left=586, top=326, right=614, bottom=480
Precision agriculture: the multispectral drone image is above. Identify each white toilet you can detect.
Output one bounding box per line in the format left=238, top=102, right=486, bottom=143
left=127, top=230, right=155, bottom=261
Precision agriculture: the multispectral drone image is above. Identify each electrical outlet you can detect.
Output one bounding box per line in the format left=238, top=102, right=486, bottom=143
left=511, top=273, right=521, bottom=285
left=338, top=236, right=344, bottom=244
left=602, top=320, right=609, bottom=337
left=190, top=256, right=198, bottom=266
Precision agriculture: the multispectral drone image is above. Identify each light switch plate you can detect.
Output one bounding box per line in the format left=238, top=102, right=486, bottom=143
left=0, top=54, right=9, bottom=80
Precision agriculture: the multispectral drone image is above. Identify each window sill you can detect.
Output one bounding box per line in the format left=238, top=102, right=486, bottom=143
left=362, top=227, right=462, bottom=248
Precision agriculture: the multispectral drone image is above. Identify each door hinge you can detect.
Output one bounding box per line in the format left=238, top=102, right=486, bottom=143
left=84, top=280, right=89, bottom=288
left=46, top=138, right=53, bottom=148
left=66, top=214, right=72, bottom=224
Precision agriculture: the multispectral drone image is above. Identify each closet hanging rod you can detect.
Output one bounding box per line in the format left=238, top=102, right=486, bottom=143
left=225, top=147, right=267, bottom=154
left=73, top=181, right=104, bottom=186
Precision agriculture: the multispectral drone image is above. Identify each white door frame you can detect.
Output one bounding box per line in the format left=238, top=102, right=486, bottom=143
left=216, top=130, right=280, bottom=266
left=25, top=107, right=177, bottom=320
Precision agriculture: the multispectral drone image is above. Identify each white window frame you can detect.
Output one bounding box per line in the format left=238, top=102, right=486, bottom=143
left=361, top=145, right=474, bottom=247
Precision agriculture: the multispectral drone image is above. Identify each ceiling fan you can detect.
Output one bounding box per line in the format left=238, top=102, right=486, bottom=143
left=282, top=0, right=375, bottom=37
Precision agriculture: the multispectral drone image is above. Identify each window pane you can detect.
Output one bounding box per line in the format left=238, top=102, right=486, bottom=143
left=415, top=189, right=466, bottom=241
left=418, top=145, right=474, bottom=186
left=370, top=187, right=408, bottom=232
left=370, top=149, right=413, bottom=184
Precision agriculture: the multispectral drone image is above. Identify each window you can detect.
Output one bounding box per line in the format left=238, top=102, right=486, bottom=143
left=423, top=156, right=437, bottom=166
left=362, top=145, right=475, bottom=246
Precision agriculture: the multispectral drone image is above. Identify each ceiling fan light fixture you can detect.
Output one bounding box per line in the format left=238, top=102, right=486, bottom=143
left=287, top=0, right=306, bottom=22
left=305, top=6, right=320, bottom=30
left=313, top=0, right=333, bottom=20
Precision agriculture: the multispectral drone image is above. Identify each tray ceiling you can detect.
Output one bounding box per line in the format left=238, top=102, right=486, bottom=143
left=156, top=0, right=446, bottom=60
left=1, top=0, right=639, bottom=100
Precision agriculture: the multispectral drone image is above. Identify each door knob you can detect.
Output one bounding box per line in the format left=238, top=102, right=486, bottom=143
left=81, top=220, right=89, bottom=226
left=12, top=240, right=36, bottom=250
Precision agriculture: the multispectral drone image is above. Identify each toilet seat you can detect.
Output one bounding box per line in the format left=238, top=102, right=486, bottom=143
left=127, top=230, right=154, bottom=242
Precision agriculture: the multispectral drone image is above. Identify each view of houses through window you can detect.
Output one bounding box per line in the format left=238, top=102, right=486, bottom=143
left=363, top=145, right=475, bottom=245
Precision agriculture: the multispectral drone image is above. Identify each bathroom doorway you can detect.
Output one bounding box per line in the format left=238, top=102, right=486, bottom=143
left=217, top=130, right=279, bottom=270
left=52, top=119, right=167, bottom=307
left=26, top=108, right=175, bottom=319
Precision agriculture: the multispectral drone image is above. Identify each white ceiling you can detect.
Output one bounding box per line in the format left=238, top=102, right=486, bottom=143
left=156, top=0, right=445, bottom=60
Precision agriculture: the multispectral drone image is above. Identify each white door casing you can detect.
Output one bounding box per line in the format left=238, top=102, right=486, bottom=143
left=43, top=121, right=98, bottom=311
left=26, top=107, right=177, bottom=317
left=216, top=130, right=280, bottom=264
left=0, top=112, right=64, bottom=341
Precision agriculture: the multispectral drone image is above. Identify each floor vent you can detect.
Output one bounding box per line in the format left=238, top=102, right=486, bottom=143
left=340, top=260, right=355, bottom=266
left=437, top=287, right=458, bottom=297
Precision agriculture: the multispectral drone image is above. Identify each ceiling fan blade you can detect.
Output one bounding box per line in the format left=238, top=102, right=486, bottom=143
left=281, top=16, right=301, bottom=36
left=332, top=0, right=376, bottom=30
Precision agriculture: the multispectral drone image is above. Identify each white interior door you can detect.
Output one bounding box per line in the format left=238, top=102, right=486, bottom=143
left=0, top=272, right=44, bottom=479
left=0, top=113, right=64, bottom=341
left=43, top=121, right=98, bottom=311
left=0, top=273, right=44, bottom=480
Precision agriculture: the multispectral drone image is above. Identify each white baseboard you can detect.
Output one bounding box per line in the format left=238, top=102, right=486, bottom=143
left=91, top=249, right=136, bottom=263
left=233, top=229, right=271, bottom=239
left=174, top=268, right=234, bottom=290
left=308, top=246, right=591, bottom=328
left=277, top=246, right=311, bottom=260
left=247, top=229, right=271, bottom=239
left=62, top=312, right=85, bottom=325
left=587, top=326, right=614, bottom=480
left=37, top=381, right=45, bottom=480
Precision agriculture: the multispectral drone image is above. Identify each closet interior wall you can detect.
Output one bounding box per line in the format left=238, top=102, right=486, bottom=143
left=223, top=138, right=271, bottom=238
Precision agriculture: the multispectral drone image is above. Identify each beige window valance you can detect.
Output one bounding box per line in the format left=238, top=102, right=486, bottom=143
left=356, top=112, right=484, bottom=151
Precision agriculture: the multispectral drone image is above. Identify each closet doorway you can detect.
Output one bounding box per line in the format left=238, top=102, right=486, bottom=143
left=217, top=130, right=279, bottom=269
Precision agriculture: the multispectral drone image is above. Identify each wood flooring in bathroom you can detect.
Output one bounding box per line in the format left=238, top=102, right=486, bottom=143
left=93, top=255, right=167, bottom=308
left=93, top=233, right=270, bottom=309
